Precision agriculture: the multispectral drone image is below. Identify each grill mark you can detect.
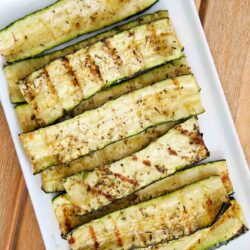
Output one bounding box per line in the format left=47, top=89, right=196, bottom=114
left=154, top=164, right=167, bottom=174
left=148, top=22, right=169, bottom=53
left=143, top=160, right=151, bottom=166
left=22, top=78, right=35, bottom=101
left=43, top=68, right=58, bottom=97
left=68, top=236, right=75, bottom=245
left=129, top=30, right=144, bottom=64
left=111, top=219, right=123, bottom=247
left=175, top=125, right=205, bottom=146
left=137, top=222, right=148, bottom=245
left=62, top=57, right=80, bottom=87
left=173, top=78, right=180, bottom=86
left=100, top=167, right=138, bottom=186
left=87, top=184, right=115, bottom=201
left=113, top=172, right=138, bottom=186
left=167, top=147, right=178, bottom=156
left=103, top=40, right=123, bottom=67
left=85, top=53, right=104, bottom=83
left=89, top=226, right=99, bottom=250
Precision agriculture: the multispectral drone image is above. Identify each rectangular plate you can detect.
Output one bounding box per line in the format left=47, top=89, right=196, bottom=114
left=0, top=0, right=250, bottom=249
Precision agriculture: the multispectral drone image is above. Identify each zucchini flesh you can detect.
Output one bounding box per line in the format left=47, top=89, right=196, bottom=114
left=18, top=18, right=184, bottom=125
left=20, top=75, right=204, bottom=173
left=144, top=200, right=248, bottom=250
left=67, top=177, right=229, bottom=250
left=4, top=10, right=168, bottom=104
left=16, top=57, right=191, bottom=132
left=15, top=104, right=39, bottom=133
left=0, top=0, right=158, bottom=62
left=42, top=122, right=179, bottom=193
left=53, top=160, right=232, bottom=237
left=64, top=117, right=209, bottom=215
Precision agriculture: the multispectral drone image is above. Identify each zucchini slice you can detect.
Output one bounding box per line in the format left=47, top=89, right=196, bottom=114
left=16, top=57, right=191, bottom=132
left=20, top=74, right=204, bottom=173
left=144, top=200, right=248, bottom=250
left=42, top=121, right=179, bottom=193
left=4, top=10, right=168, bottom=104
left=64, top=117, right=209, bottom=215
left=18, top=17, right=184, bottom=126
left=53, top=160, right=232, bottom=237
left=0, top=0, right=158, bottom=62
left=67, top=177, right=230, bottom=250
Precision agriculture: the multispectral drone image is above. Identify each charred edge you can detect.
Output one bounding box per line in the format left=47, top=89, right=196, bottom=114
left=212, top=202, right=232, bottom=225
left=206, top=225, right=249, bottom=250
left=175, top=124, right=208, bottom=151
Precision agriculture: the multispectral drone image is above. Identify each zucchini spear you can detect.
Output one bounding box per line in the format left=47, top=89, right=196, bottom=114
left=18, top=17, right=184, bottom=126
left=144, top=200, right=248, bottom=250
left=53, top=160, right=232, bottom=237
left=0, top=0, right=158, bottom=62
left=16, top=57, right=191, bottom=132
left=20, top=75, right=204, bottom=173
left=67, top=177, right=230, bottom=250
left=64, top=117, right=209, bottom=215
left=42, top=121, right=179, bottom=193
left=5, top=11, right=168, bottom=104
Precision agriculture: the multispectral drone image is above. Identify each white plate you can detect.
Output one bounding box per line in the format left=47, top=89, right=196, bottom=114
left=0, top=0, right=250, bottom=249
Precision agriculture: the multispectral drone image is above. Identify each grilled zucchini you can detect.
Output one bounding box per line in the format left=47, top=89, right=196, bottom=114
left=64, top=117, right=209, bottom=214
left=18, top=18, right=184, bottom=125
left=144, top=200, right=248, bottom=250
left=20, top=75, right=204, bottom=173
left=5, top=10, right=168, bottom=104
left=0, top=0, right=158, bottom=62
left=67, top=177, right=229, bottom=250
left=53, top=160, right=232, bottom=237
left=16, top=57, right=191, bottom=132
left=42, top=122, right=179, bottom=193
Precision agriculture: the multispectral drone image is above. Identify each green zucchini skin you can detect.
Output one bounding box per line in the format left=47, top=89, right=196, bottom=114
left=42, top=121, right=179, bottom=193
left=144, top=200, right=248, bottom=250
left=0, top=0, right=158, bottom=62
left=64, top=117, right=209, bottom=215
left=18, top=17, right=184, bottom=126
left=16, top=56, right=191, bottom=133
left=4, top=11, right=168, bottom=104
left=20, top=75, right=204, bottom=174
left=67, top=177, right=230, bottom=250
left=53, top=160, right=232, bottom=237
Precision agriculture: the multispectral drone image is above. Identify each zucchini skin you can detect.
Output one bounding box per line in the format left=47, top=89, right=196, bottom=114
left=144, top=200, right=248, bottom=250
left=42, top=121, right=179, bottom=193
left=53, top=160, right=232, bottom=237
left=0, top=0, right=158, bottom=62
left=67, top=177, right=230, bottom=250
left=16, top=56, right=191, bottom=132
left=20, top=75, right=204, bottom=173
left=18, top=18, right=184, bottom=126
left=64, top=117, right=209, bottom=215
left=4, top=11, right=168, bottom=104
